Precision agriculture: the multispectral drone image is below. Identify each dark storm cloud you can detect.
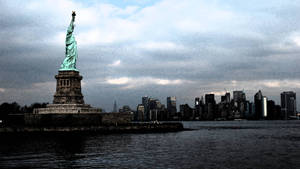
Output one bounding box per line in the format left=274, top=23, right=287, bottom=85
left=0, top=47, right=59, bottom=88
left=0, top=1, right=65, bottom=88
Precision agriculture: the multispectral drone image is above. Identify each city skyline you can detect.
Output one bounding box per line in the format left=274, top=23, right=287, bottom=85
left=128, top=90, right=296, bottom=121
left=114, top=89, right=296, bottom=113
left=1, top=0, right=300, bottom=111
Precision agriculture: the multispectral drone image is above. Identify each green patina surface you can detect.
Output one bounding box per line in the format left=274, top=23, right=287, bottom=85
left=60, top=12, right=78, bottom=71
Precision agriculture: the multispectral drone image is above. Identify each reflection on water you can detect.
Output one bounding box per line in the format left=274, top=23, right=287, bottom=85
left=0, top=121, right=300, bottom=169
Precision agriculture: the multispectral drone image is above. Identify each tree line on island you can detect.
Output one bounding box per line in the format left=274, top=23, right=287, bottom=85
left=0, top=102, right=47, bottom=121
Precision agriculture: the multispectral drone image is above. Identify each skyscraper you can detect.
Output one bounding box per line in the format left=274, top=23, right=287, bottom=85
left=142, top=96, right=150, bottom=121
left=262, top=96, right=268, bottom=118
left=233, top=91, right=246, bottom=102
left=205, top=94, right=215, bottom=120
left=113, top=100, right=117, bottom=112
left=254, top=90, right=263, bottom=119
left=195, top=96, right=205, bottom=120
left=136, top=104, right=145, bottom=121
left=167, top=96, right=177, bottom=120
left=205, top=94, right=215, bottom=105
left=149, top=98, right=158, bottom=120
left=180, top=104, right=194, bottom=120
left=281, top=91, right=297, bottom=119
left=147, top=98, right=166, bottom=121
left=194, top=97, right=200, bottom=120
left=219, top=93, right=231, bottom=120
left=267, top=100, right=281, bottom=120
left=221, top=92, right=230, bottom=103
left=233, top=91, right=246, bottom=118
left=244, top=101, right=252, bottom=119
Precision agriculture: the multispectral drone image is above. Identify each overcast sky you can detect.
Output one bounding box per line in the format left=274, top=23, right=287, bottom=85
left=1, top=0, right=300, bottom=111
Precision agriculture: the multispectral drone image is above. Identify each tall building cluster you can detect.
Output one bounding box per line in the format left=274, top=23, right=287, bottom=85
left=131, top=96, right=168, bottom=121
left=115, top=90, right=298, bottom=121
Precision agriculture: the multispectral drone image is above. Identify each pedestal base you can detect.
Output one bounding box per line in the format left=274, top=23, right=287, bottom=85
left=33, top=104, right=102, bottom=114
left=25, top=112, right=132, bottom=126
left=53, top=71, right=84, bottom=104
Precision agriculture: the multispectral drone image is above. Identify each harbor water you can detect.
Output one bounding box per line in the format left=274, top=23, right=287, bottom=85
left=0, top=120, right=300, bottom=169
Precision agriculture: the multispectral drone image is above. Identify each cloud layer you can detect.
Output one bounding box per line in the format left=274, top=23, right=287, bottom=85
left=1, top=0, right=300, bottom=111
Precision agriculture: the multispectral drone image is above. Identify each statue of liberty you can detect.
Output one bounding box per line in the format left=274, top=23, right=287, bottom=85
left=60, top=11, right=78, bottom=71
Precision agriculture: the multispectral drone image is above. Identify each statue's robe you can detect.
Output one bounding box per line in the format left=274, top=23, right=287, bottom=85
left=60, top=18, right=78, bottom=71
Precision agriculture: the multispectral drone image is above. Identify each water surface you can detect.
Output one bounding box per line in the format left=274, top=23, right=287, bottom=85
left=0, top=121, right=300, bottom=169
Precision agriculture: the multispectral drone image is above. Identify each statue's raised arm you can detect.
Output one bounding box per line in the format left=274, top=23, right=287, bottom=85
left=60, top=11, right=78, bottom=71
left=72, top=11, right=76, bottom=21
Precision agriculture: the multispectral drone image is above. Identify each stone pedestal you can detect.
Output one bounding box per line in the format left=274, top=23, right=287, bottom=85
left=33, top=104, right=102, bottom=114
left=34, top=70, right=102, bottom=114
left=28, top=70, right=132, bottom=126
left=53, top=70, right=84, bottom=104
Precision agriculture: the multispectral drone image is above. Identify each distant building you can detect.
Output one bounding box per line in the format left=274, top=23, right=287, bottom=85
left=281, top=91, right=297, bottom=119
left=142, top=96, right=150, bottom=121
left=149, top=98, right=157, bottom=120
left=167, top=96, right=177, bottom=120
left=205, top=94, right=215, bottom=120
left=180, top=104, right=194, bottom=120
left=254, top=90, right=263, bottom=119
left=195, top=97, right=200, bottom=119
left=158, top=104, right=167, bottom=121
left=140, top=96, right=167, bottom=121
left=262, top=96, right=268, bottom=118
left=217, top=102, right=230, bottom=120
left=149, top=98, right=158, bottom=120
left=113, top=100, right=117, bottom=113
left=233, top=91, right=246, bottom=102
left=119, top=105, right=134, bottom=120
left=148, top=98, right=167, bottom=121
left=244, top=101, right=252, bottom=119
left=218, top=93, right=231, bottom=120
left=267, top=100, right=281, bottom=120
left=194, top=97, right=204, bottom=120
left=221, top=92, right=230, bottom=103
left=119, top=105, right=131, bottom=113
left=233, top=91, right=246, bottom=118
left=136, top=104, right=145, bottom=121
